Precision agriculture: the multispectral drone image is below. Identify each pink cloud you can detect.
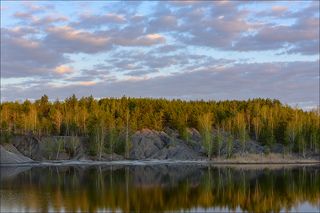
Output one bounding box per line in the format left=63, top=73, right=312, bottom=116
left=47, top=26, right=110, bottom=46
left=115, top=33, right=166, bottom=46
left=54, top=65, right=73, bottom=74
left=78, top=81, right=96, bottom=86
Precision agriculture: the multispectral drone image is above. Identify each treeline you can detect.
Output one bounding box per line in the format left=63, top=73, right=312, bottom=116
left=1, top=95, right=319, bottom=156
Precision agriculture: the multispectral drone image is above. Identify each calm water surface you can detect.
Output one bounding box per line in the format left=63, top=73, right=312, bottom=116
left=1, top=164, right=319, bottom=213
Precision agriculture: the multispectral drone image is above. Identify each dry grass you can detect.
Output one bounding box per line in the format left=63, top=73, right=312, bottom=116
left=211, top=153, right=320, bottom=164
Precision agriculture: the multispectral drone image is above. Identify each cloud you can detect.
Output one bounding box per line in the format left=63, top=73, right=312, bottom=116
left=159, top=1, right=255, bottom=49
left=32, top=15, right=69, bottom=26
left=13, top=3, right=60, bottom=25
left=54, top=65, right=73, bottom=74
left=73, top=13, right=126, bottom=28
left=285, top=40, right=320, bottom=55
left=159, top=1, right=319, bottom=55
left=153, top=44, right=185, bottom=53
left=125, top=70, right=159, bottom=76
left=114, top=33, right=166, bottom=46
left=1, top=28, right=68, bottom=78
left=45, top=26, right=111, bottom=53
left=3, top=60, right=318, bottom=109
left=233, top=16, right=319, bottom=52
left=2, top=26, right=39, bottom=37
left=13, top=11, right=33, bottom=20
left=272, top=6, right=288, bottom=13
left=1, top=1, right=319, bottom=109
left=77, top=81, right=97, bottom=86
left=22, top=2, right=55, bottom=13
left=103, top=50, right=232, bottom=77
left=147, top=15, right=178, bottom=33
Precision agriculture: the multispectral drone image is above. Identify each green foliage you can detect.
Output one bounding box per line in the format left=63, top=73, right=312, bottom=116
left=214, top=130, right=223, bottom=157
left=65, top=136, right=79, bottom=157
left=274, top=120, right=288, bottom=145
left=42, top=138, right=59, bottom=160
left=259, top=126, right=275, bottom=146
left=105, top=128, right=118, bottom=154
left=226, top=135, right=233, bottom=158
left=114, top=135, right=126, bottom=155
left=264, top=146, right=271, bottom=155
left=0, top=131, right=11, bottom=144
left=198, top=113, right=213, bottom=158
left=1, top=95, right=319, bottom=156
left=178, top=127, right=190, bottom=143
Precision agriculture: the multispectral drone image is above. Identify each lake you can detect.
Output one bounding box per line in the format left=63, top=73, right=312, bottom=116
left=1, top=163, right=319, bottom=212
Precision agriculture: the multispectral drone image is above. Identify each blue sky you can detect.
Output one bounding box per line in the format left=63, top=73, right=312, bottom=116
left=1, top=1, right=319, bottom=110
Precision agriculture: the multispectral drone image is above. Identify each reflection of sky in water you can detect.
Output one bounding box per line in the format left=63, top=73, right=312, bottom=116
left=1, top=165, right=319, bottom=213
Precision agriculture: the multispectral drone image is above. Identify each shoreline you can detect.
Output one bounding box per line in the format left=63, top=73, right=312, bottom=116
left=1, top=159, right=319, bottom=167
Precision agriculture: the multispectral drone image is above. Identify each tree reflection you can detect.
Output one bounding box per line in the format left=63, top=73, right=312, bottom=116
left=1, top=165, right=319, bottom=213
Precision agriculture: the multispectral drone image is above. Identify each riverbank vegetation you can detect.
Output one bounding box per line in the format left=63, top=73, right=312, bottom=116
left=1, top=95, right=319, bottom=157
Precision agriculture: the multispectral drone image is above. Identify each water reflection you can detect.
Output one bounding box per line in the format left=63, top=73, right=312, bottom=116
left=1, top=164, right=319, bottom=213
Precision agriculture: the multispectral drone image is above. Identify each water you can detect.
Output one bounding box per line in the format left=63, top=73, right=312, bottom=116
left=1, top=163, right=319, bottom=213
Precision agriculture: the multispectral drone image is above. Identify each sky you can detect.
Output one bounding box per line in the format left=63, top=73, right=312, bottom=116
left=1, top=1, right=319, bottom=110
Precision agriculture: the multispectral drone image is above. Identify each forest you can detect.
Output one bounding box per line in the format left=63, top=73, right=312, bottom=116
left=0, top=95, right=319, bottom=157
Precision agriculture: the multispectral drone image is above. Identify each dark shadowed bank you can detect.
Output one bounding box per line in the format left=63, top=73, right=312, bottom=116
left=1, top=128, right=319, bottom=165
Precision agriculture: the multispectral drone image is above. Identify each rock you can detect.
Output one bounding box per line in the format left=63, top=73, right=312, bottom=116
left=129, top=129, right=205, bottom=160
left=187, top=128, right=201, bottom=142
left=219, top=139, right=265, bottom=157
left=0, top=145, right=33, bottom=164
left=271, top=143, right=285, bottom=153
left=12, top=135, right=43, bottom=160
left=151, top=139, right=205, bottom=160
left=164, top=127, right=179, bottom=138
left=129, top=129, right=168, bottom=159
left=187, top=128, right=203, bottom=153
left=245, top=141, right=265, bottom=154
left=154, top=146, right=203, bottom=160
